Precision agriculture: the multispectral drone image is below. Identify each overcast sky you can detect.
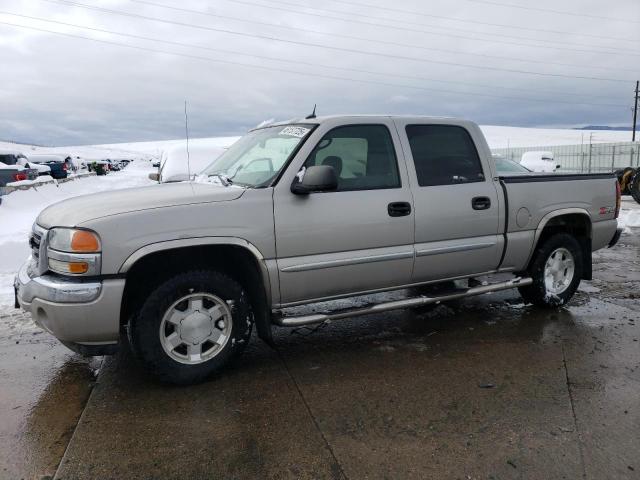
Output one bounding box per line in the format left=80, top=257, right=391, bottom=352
left=1, top=0, right=639, bottom=145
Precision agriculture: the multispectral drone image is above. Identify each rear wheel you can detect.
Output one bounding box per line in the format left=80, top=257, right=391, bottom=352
left=518, top=233, right=583, bottom=307
left=620, top=167, right=636, bottom=195
left=128, top=270, right=253, bottom=384
left=629, top=171, right=640, bottom=204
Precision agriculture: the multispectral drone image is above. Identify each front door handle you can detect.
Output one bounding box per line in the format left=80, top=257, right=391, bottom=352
left=472, top=196, right=491, bottom=210
left=388, top=201, right=411, bottom=217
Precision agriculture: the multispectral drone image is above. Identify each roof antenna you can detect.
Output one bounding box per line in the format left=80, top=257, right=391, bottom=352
left=305, top=104, right=317, bottom=119
left=184, top=100, right=192, bottom=181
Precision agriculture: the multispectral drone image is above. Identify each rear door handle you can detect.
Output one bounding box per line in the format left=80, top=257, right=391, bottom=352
left=388, top=201, right=412, bottom=217
left=472, top=196, right=491, bottom=210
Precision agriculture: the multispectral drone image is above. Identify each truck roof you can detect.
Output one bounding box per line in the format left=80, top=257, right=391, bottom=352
left=254, top=114, right=473, bottom=130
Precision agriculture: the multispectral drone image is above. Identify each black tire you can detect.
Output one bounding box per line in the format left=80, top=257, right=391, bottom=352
left=618, top=167, right=635, bottom=195
left=629, top=171, right=640, bottom=204
left=518, top=233, right=583, bottom=307
left=128, top=270, right=253, bottom=384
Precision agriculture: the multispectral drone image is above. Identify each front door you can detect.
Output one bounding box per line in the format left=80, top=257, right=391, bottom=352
left=273, top=120, right=415, bottom=305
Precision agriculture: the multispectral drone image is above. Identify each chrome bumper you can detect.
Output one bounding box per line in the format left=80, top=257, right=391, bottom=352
left=15, top=258, right=102, bottom=305
left=14, top=257, right=125, bottom=347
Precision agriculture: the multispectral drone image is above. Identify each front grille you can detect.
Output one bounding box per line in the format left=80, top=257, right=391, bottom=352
left=29, top=231, right=42, bottom=260
left=29, top=224, right=47, bottom=273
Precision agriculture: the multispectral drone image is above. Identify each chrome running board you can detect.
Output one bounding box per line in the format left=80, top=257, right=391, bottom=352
left=272, top=277, right=533, bottom=327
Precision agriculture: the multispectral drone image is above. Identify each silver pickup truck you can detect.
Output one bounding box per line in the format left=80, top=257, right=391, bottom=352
left=15, top=115, right=622, bottom=384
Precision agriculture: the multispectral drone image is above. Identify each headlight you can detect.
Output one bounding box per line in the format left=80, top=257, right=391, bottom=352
left=48, top=228, right=101, bottom=253
left=47, top=228, right=101, bottom=276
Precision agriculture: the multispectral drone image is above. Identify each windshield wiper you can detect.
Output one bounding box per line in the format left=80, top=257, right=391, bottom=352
left=207, top=173, right=233, bottom=186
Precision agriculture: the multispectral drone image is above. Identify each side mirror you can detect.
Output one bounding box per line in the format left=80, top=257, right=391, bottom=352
left=556, top=164, right=561, bottom=170
left=148, top=172, right=160, bottom=182
left=291, top=165, right=338, bottom=194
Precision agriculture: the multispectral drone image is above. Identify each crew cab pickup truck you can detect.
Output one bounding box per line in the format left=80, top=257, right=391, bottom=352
left=15, top=116, right=622, bottom=384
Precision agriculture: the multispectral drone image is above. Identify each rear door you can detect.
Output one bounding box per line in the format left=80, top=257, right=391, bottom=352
left=273, top=119, right=415, bottom=305
left=394, top=120, right=503, bottom=282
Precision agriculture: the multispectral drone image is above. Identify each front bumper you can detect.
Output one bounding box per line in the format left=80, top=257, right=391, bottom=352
left=14, top=258, right=125, bottom=352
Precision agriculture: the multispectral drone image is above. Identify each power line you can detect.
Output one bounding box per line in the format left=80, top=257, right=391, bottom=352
left=460, top=0, right=640, bottom=25
left=317, top=0, right=640, bottom=43
left=1, top=11, right=625, bottom=102
left=127, top=0, right=639, bottom=74
left=0, top=20, right=630, bottom=108
left=38, top=0, right=635, bottom=82
left=220, top=0, right=638, bottom=56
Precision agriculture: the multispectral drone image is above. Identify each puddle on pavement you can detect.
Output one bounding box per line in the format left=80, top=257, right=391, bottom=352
left=0, top=338, right=100, bottom=479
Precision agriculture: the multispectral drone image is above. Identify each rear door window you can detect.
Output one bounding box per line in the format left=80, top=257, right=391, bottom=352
left=405, top=125, right=485, bottom=187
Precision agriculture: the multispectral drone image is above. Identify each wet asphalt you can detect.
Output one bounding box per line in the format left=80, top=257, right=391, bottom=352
left=1, top=233, right=639, bottom=480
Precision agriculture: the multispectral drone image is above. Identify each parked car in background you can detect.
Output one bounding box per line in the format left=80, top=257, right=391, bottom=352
left=14, top=115, right=621, bottom=384
left=0, top=162, right=35, bottom=184
left=48, top=152, right=76, bottom=172
left=87, top=160, right=110, bottom=175
left=493, top=154, right=532, bottom=175
left=0, top=150, right=39, bottom=180
left=1, top=162, right=38, bottom=205
left=520, top=151, right=560, bottom=173
left=152, top=143, right=226, bottom=183
left=27, top=154, right=68, bottom=179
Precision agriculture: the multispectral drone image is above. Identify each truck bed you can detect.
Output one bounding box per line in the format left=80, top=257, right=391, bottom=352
left=498, top=173, right=618, bottom=272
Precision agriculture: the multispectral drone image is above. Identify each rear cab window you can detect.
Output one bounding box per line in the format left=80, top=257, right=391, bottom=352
left=405, top=125, right=485, bottom=187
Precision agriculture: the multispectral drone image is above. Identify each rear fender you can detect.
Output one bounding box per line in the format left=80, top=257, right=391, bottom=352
left=528, top=208, right=592, bottom=280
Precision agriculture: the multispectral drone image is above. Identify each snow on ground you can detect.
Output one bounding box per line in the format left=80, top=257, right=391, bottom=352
left=618, top=198, right=640, bottom=232
left=0, top=161, right=155, bottom=307
left=91, top=136, right=240, bottom=155
left=480, top=126, right=633, bottom=149
left=0, top=140, right=155, bottom=163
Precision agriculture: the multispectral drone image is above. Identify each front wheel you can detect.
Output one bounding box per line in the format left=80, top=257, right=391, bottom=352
left=518, top=233, right=583, bottom=307
left=128, top=270, right=253, bottom=384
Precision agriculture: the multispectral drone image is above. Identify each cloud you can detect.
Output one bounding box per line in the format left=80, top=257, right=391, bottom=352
left=0, top=0, right=638, bottom=145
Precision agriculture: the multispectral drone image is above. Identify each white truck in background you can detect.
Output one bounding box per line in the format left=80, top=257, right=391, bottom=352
left=520, top=151, right=560, bottom=173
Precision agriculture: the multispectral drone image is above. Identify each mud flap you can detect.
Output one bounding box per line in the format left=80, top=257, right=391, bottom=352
left=579, top=236, right=592, bottom=280
left=255, top=309, right=275, bottom=346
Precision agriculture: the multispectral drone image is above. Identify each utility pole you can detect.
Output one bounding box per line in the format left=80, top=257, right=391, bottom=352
left=633, top=80, right=639, bottom=142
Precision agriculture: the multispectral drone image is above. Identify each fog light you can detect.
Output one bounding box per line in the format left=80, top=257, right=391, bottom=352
left=49, top=258, right=89, bottom=275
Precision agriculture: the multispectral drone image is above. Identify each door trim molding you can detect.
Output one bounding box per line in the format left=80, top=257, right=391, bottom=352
left=415, top=242, right=496, bottom=257
left=280, top=250, right=414, bottom=273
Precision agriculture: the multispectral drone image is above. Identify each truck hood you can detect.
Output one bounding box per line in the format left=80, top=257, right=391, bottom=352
left=37, top=182, right=245, bottom=228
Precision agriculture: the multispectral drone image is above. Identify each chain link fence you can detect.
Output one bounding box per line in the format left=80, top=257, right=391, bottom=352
left=493, top=141, right=640, bottom=173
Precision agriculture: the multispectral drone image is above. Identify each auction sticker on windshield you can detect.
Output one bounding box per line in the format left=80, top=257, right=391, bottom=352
left=279, top=126, right=310, bottom=138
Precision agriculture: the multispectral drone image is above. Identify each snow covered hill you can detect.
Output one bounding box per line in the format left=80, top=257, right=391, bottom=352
left=89, top=124, right=633, bottom=153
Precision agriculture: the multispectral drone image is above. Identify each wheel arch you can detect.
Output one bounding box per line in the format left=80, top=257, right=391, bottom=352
left=119, top=238, right=273, bottom=344
left=527, top=209, right=593, bottom=280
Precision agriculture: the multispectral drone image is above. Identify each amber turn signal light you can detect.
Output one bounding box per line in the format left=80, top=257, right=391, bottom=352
left=71, top=230, right=100, bottom=252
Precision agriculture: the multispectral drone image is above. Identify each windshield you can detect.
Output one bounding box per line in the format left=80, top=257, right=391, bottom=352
left=201, top=124, right=314, bottom=187
left=494, top=156, right=531, bottom=174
